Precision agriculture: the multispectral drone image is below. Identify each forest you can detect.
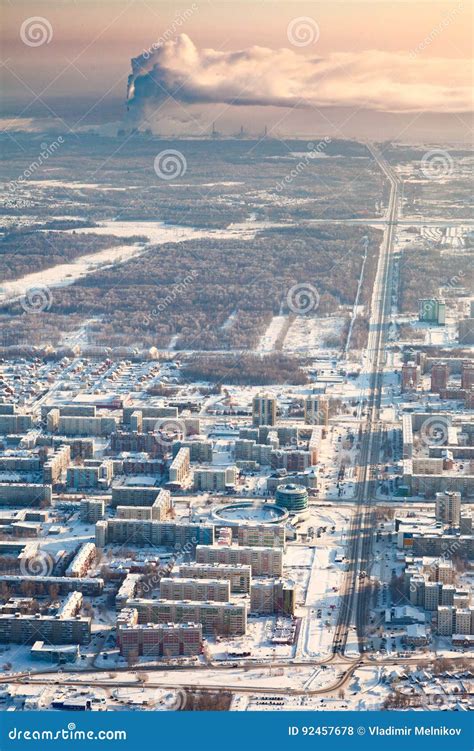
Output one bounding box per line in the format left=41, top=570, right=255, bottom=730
left=0, top=229, right=143, bottom=281
left=398, top=246, right=471, bottom=313
left=181, top=353, right=309, bottom=385
left=3, top=224, right=381, bottom=352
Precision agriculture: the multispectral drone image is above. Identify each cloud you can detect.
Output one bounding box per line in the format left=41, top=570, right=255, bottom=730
left=126, top=34, right=472, bottom=125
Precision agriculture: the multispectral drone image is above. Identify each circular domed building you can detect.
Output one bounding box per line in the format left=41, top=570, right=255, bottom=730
left=212, top=501, right=288, bottom=526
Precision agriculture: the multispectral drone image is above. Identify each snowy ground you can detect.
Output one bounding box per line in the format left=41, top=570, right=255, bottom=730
left=292, top=507, right=353, bottom=659
left=283, top=316, right=346, bottom=356
left=257, top=316, right=288, bottom=352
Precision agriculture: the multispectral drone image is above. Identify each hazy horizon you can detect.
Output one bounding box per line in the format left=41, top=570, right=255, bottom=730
left=1, top=0, right=473, bottom=142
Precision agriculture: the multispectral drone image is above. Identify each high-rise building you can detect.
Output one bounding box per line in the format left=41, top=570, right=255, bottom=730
left=304, top=396, right=329, bottom=427
left=419, top=298, right=446, bottom=324
left=80, top=498, right=106, bottom=524
left=461, top=361, right=474, bottom=391
left=401, top=362, right=420, bottom=392
left=252, top=396, right=276, bottom=427
left=435, top=491, right=461, bottom=527
left=440, top=585, right=456, bottom=606
left=458, top=318, right=474, bottom=345
left=409, top=575, right=425, bottom=606
left=250, top=579, right=295, bottom=615
left=168, top=447, right=191, bottom=486
left=437, top=606, right=453, bottom=636
left=435, top=561, right=455, bottom=585
left=193, top=467, right=237, bottom=491
left=454, top=608, right=473, bottom=636
left=424, top=581, right=441, bottom=611
left=430, top=362, right=449, bottom=394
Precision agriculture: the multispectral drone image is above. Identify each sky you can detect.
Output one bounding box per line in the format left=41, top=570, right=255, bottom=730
left=1, top=0, right=473, bottom=141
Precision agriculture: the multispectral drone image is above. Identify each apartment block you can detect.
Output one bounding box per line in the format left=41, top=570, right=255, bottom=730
left=96, top=519, right=214, bottom=548
left=110, top=431, right=164, bottom=458
left=115, top=490, right=171, bottom=522
left=80, top=498, right=106, bottom=524
left=196, top=544, right=283, bottom=577
left=252, top=396, right=276, bottom=427
left=168, top=447, right=191, bottom=486
left=127, top=598, right=247, bottom=636
left=43, top=444, right=71, bottom=485
left=0, top=612, right=91, bottom=645
left=56, top=415, right=117, bottom=437
left=67, top=460, right=113, bottom=490
left=179, top=563, right=252, bottom=594
left=116, top=574, right=143, bottom=610
left=117, top=608, right=202, bottom=658
left=304, top=396, right=329, bottom=427
left=0, top=483, right=52, bottom=507
left=65, top=543, right=96, bottom=578
left=193, top=467, right=237, bottom=492
left=401, top=362, right=420, bottom=392
left=237, top=524, right=285, bottom=548
left=0, top=413, right=33, bottom=434
left=122, top=406, right=178, bottom=424
left=435, top=491, right=461, bottom=527
left=0, top=575, right=103, bottom=597
left=0, top=455, right=41, bottom=473
left=250, top=579, right=296, bottom=615
left=160, top=577, right=230, bottom=603
left=174, top=439, right=213, bottom=463
left=111, top=485, right=165, bottom=508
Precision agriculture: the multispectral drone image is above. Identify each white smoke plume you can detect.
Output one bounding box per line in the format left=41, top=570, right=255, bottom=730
left=126, top=34, right=472, bottom=125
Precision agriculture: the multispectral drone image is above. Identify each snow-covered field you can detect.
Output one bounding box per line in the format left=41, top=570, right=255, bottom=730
left=283, top=316, right=346, bottom=356
left=257, top=316, right=288, bottom=352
